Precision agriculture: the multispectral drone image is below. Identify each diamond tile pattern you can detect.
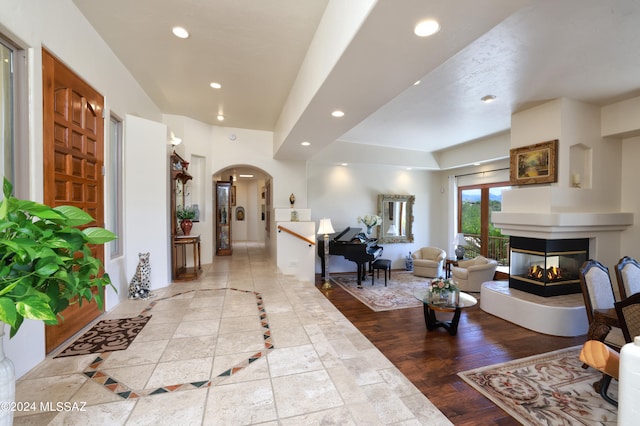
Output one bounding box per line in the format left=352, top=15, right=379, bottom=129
left=13, top=242, right=450, bottom=425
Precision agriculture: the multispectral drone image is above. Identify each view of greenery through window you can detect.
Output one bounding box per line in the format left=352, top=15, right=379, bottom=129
left=459, top=185, right=510, bottom=265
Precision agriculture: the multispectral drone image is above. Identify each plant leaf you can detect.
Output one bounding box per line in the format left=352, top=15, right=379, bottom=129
left=0, top=297, right=17, bottom=326
left=83, top=227, right=117, bottom=244
left=16, top=296, right=57, bottom=322
left=53, top=205, right=95, bottom=226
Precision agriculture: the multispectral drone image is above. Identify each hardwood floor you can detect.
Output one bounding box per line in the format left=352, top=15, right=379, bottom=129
left=316, top=274, right=586, bottom=425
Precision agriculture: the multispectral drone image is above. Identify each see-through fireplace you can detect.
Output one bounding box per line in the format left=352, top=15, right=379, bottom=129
left=509, top=236, right=588, bottom=297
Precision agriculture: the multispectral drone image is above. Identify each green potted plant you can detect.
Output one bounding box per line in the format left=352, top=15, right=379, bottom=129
left=0, top=177, right=116, bottom=421
left=0, top=178, right=117, bottom=337
left=176, top=205, right=196, bottom=235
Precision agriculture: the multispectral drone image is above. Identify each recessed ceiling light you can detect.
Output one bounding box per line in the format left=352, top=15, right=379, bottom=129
left=406, top=167, right=412, bottom=170
left=239, top=174, right=254, bottom=178
left=481, top=95, right=497, bottom=103
left=341, top=163, right=348, bottom=166
left=217, top=115, right=224, bottom=121
left=210, top=82, right=222, bottom=89
left=172, top=26, right=190, bottom=39
left=414, top=19, right=440, bottom=37
left=301, top=141, right=311, bottom=146
left=473, top=162, right=481, bottom=166
left=331, top=110, right=345, bottom=118
left=413, top=80, right=421, bottom=86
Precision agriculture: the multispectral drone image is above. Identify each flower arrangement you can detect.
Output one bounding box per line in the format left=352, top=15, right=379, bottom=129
left=357, top=214, right=382, bottom=228
left=429, top=277, right=458, bottom=294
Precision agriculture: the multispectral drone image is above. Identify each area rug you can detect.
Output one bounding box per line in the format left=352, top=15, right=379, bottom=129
left=458, top=346, right=618, bottom=425
left=331, top=271, right=430, bottom=311
left=55, top=315, right=151, bottom=358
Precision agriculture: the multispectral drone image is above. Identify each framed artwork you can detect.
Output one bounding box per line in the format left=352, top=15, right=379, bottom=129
left=510, top=139, right=558, bottom=185
left=231, top=185, right=236, bottom=206
left=235, top=206, right=245, bottom=221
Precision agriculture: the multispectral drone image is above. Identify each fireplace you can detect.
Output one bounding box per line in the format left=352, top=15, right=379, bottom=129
left=509, top=236, right=588, bottom=297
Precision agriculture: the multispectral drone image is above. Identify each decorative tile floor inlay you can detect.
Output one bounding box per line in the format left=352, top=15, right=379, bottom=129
left=82, top=288, right=273, bottom=399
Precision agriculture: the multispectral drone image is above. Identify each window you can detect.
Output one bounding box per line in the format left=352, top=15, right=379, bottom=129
left=0, top=38, right=14, bottom=185
left=108, top=114, right=123, bottom=256
left=458, top=182, right=510, bottom=265
left=0, top=34, right=26, bottom=197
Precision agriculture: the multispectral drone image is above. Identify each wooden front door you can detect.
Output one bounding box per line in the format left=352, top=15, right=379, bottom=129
left=42, top=49, right=105, bottom=353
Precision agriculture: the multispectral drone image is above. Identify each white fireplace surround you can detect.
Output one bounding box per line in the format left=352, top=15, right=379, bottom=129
left=492, top=211, right=633, bottom=240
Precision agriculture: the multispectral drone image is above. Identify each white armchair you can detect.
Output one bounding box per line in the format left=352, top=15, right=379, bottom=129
left=412, top=247, right=446, bottom=278
left=452, top=256, right=497, bottom=292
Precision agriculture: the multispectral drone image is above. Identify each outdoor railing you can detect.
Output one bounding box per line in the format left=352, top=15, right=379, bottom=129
left=462, top=234, right=510, bottom=266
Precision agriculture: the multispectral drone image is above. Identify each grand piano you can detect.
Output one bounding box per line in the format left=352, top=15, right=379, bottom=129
left=317, top=226, right=383, bottom=288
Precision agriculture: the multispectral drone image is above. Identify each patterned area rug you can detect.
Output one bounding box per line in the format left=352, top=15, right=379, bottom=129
left=331, top=271, right=430, bottom=311
left=458, top=346, right=618, bottom=425
left=55, top=315, right=151, bottom=358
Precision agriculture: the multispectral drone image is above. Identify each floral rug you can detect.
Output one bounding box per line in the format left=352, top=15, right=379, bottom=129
left=331, top=271, right=430, bottom=311
left=458, top=346, right=618, bottom=425
left=55, top=315, right=151, bottom=358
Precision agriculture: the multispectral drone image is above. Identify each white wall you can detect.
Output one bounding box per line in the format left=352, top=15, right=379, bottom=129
left=124, top=115, right=170, bottom=293
left=620, top=135, right=640, bottom=257
left=163, top=116, right=308, bottom=260
left=307, top=162, right=445, bottom=273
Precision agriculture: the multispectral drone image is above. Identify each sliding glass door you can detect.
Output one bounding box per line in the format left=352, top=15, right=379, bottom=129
left=458, top=183, right=510, bottom=265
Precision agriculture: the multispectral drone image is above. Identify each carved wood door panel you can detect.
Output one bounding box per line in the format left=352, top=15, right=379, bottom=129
left=42, top=49, right=105, bottom=353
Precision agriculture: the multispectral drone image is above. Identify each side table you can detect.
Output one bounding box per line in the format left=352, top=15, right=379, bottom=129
left=173, top=235, right=201, bottom=281
left=445, top=258, right=459, bottom=278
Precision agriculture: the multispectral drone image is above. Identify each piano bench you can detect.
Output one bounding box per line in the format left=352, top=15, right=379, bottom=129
left=372, top=259, right=391, bottom=286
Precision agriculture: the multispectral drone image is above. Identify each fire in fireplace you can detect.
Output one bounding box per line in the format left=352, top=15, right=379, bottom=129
left=509, top=236, right=588, bottom=297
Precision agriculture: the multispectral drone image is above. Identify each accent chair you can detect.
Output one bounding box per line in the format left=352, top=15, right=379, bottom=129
left=615, top=256, right=640, bottom=300
left=451, top=256, right=497, bottom=292
left=411, top=247, right=446, bottom=278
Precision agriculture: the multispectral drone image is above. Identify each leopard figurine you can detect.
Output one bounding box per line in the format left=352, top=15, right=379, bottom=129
left=128, top=252, right=151, bottom=299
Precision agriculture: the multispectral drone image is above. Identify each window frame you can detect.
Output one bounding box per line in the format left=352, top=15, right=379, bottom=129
left=107, top=113, right=123, bottom=257
left=0, top=33, right=27, bottom=197
left=457, top=181, right=510, bottom=262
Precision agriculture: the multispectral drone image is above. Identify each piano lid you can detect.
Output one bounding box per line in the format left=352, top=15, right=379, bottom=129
left=332, top=226, right=362, bottom=242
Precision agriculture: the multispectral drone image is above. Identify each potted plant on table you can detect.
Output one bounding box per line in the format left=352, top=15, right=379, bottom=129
left=0, top=178, right=116, bottom=423
left=176, top=205, right=197, bottom=235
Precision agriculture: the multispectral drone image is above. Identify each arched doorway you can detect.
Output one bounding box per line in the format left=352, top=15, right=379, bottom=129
left=213, top=165, right=272, bottom=254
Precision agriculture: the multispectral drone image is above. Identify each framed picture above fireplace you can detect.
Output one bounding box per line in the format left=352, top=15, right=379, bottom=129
left=509, top=139, right=558, bottom=185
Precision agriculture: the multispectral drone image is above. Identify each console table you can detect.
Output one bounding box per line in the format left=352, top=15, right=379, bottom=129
left=173, top=234, right=201, bottom=281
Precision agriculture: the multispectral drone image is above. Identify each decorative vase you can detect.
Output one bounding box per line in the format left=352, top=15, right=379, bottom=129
left=0, top=324, right=15, bottom=426
left=180, top=219, right=193, bottom=236
left=366, top=225, right=373, bottom=235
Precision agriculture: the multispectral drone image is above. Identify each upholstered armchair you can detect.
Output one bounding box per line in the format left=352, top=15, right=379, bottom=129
left=412, top=247, right=446, bottom=278
left=451, top=256, right=497, bottom=292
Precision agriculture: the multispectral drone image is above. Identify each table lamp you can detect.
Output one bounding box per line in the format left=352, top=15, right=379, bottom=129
left=318, top=218, right=335, bottom=290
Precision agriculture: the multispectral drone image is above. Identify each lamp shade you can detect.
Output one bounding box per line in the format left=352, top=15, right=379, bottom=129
left=318, top=218, right=335, bottom=235
left=387, top=224, right=397, bottom=235
left=455, top=233, right=466, bottom=246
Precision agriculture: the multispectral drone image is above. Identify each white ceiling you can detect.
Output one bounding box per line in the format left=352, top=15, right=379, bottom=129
left=73, top=0, right=640, bottom=171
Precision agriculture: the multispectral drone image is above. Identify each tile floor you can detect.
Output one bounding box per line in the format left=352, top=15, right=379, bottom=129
left=13, top=242, right=451, bottom=425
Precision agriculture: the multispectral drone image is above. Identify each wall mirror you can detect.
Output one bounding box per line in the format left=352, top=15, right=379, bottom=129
left=377, top=194, right=414, bottom=244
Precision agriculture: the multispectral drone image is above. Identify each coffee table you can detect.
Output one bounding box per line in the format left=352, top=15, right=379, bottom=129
left=413, top=289, right=477, bottom=336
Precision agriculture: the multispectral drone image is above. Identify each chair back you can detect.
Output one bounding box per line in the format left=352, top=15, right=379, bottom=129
left=615, top=256, right=640, bottom=299
left=615, top=292, right=640, bottom=343
left=579, top=259, right=616, bottom=323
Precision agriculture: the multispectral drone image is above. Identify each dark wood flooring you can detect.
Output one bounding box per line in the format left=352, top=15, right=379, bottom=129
left=316, top=273, right=586, bottom=425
